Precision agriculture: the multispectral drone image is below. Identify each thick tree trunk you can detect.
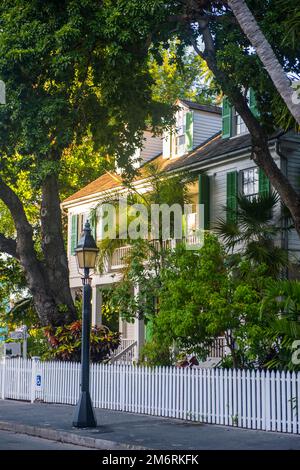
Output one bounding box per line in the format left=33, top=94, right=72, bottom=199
left=0, top=176, right=76, bottom=327
left=227, top=0, right=300, bottom=125
left=40, top=174, right=77, bottom=321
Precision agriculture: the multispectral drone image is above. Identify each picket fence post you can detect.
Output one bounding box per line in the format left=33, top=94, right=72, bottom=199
left=1, top=355, right=6, bottom=400
left=30, top=357, right=39, bottom=403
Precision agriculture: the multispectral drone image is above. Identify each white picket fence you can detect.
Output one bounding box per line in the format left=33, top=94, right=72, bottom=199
left=0, top=357, right=300, bottom=434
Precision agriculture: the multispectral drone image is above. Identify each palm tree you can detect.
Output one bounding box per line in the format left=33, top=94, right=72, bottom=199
left=215, top=191, right=289, bottom=277
left=227, top=0, right=300, bottom=125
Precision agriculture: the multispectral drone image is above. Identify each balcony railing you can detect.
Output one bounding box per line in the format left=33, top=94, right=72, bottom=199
left=109, top=235, right=202, bottom=271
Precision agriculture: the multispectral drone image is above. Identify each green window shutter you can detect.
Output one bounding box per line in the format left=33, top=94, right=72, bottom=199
left=222, top=97, right=232, bottom=139
left=198, top=173, right=210, bottom=230
left=226, top=171, right=238, bottom=223
left=258, top=168, right=270, bottom=196
left=163, top=131, right=171, bottom=159
left=70, top=214, right=78, bottom=255
left=185, top=111, right=194, bottom=151
left=249, top=88, right=259, bottom=118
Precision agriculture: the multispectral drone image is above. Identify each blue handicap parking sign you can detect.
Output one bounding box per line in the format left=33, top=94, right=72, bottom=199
left=36, top=375, right=42, bottom=387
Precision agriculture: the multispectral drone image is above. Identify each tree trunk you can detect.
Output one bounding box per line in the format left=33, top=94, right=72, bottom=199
left=40, top=174, right=77, bottom=321
left=227, top=0, right=300, bottom=125
left=0, top=176, right=76, bottom=327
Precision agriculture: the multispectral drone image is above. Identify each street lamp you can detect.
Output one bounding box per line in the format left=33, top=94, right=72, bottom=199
left=73, top=220, right=99, bottom=428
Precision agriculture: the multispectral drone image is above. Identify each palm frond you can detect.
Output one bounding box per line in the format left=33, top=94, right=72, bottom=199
left=214, top=217, right=241, bottom=249
left=237, top=191, right=279, bottom=226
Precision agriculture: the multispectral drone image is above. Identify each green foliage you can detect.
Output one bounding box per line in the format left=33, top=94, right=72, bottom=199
left=140, top=339, right=173, bottom=366
left=44, top=320, right=121, bottom=362
left=0, top=256, right=27, bottom=316
left=26, top=327, right=49, bottom=358
left=260, top=280, right=300, bottom=371
left=0, top=0, right=170, bottom=175
left=101, top=289, right=120, bottom=332
left=104, top=0, right=300, bottom=129
left=149, top=42, right=217, bottom=105
left=156, top=236, right=278, bottom=369
left=215, top=192, right=288, bottom=277
left=104, top=167, right=193, bottom=323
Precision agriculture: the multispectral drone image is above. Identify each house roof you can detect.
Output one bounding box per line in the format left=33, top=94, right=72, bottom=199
left=63, top=172, right=123, bottom=203
left=179, top=99, right=222, bottom=115
left=162, top=130, right=284, bottom=173
left=62, top=130, right=285, bottom=206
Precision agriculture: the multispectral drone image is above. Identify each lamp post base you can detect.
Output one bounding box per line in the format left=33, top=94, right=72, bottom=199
left=72, top=391, right=97, bottom=428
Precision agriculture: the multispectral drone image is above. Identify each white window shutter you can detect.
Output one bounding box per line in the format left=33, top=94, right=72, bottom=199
left=162, top=131, right=171, bottom=159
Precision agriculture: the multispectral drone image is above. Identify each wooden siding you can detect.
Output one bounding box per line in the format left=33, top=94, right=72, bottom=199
left=140, top=131, right=162, bottom=163
left=207, top=150, right=282, bottom=227
left=193, top=110, right=221, bottom=148
left=285, top=137, right=300, bottom=255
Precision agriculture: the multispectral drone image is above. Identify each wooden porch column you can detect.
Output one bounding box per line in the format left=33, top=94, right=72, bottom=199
left=133, top=284, right=145, bottom=362
left=91, top=286, right=102, bottom=327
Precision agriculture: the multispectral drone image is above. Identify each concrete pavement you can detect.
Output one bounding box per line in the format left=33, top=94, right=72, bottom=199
left=0, top=429, right=91, bottom=450
left=0, top=399, right=300, bottom=450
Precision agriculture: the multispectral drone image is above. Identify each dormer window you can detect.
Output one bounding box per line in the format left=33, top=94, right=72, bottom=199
left=222, top=89, right=258, bottom=139
left=163, top=100, right=221, bottom=158
left=234, top=109, right=247, bottom=136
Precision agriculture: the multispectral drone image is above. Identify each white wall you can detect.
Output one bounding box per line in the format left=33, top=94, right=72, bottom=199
left=132, top=131, right=162, bottom=168
left=206, top=150, right=281, bottom=227
left=193, top=110, right=221, bottom=148
left=162, top=105, right=221, bottom=159
left=285, top=138, right=300, bottom=256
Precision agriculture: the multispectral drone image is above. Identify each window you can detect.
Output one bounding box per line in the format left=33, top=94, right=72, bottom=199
left=233, top=90, right=250, bottom=136
left=234, top=109, right=247, bottom=135
left=177, top=109, right=185, bottom=136
left=242, top=168, right=259, bottom=199
left=172, top=109, right=186, bottom=157
left=175, top=134, right=185, bottom=155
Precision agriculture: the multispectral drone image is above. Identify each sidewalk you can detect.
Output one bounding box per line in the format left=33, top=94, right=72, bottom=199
left=0, top=399, right=300, bottom=450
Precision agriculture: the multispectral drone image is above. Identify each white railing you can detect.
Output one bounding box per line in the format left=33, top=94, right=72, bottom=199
left=110, top=236, right=202, bottom=270
left=110, top=340, right=137, bottom=364
left=110, top=245, right=132, bottom=269
left=208, top=337, right=226, bottom=359
left=1, top=358, right=299, bottom=434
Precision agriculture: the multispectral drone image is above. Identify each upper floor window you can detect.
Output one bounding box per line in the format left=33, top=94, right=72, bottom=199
left=177, top=109, right=185, bottom=136
left=242, top=168, right=259, bottom=199
left=222, top=88, right=258, bottom=139
left=175, top=134, right=185, bottom=156
left=234, top=110, right=247, bottom=136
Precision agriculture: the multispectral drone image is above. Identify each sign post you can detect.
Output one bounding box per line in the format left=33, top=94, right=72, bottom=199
left=9, top=326, right=28, bottom=359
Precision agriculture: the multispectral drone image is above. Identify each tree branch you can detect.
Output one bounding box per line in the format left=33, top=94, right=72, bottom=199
left=226, top=0, right=300, bottom=125
left=0, top=177, right=33, bottom=238
left=0, top=233, right=18, bottom=258
left=191, top=21, right=300, bottom=234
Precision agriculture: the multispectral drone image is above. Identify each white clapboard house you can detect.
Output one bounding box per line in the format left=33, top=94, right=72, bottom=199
left=62, top=96, right=300, bottom=363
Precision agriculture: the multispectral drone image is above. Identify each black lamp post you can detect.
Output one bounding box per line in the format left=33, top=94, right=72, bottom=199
left=73, top=220, right=99, bottom=428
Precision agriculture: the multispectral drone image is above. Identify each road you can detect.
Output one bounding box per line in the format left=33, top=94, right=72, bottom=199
left=0, top=429, right=91, bottom=450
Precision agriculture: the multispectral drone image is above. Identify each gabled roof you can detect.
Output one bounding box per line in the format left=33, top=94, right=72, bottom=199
left=162, top=130, right=284, bottom=173
left=62, top=130, right=285, bottom=206
left=63, top=172, right=123, bottom=203
left=179, top=99, right=222, bottom=115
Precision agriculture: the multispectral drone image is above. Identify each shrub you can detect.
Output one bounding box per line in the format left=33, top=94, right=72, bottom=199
left=44, top=321, right=120, bottom=362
